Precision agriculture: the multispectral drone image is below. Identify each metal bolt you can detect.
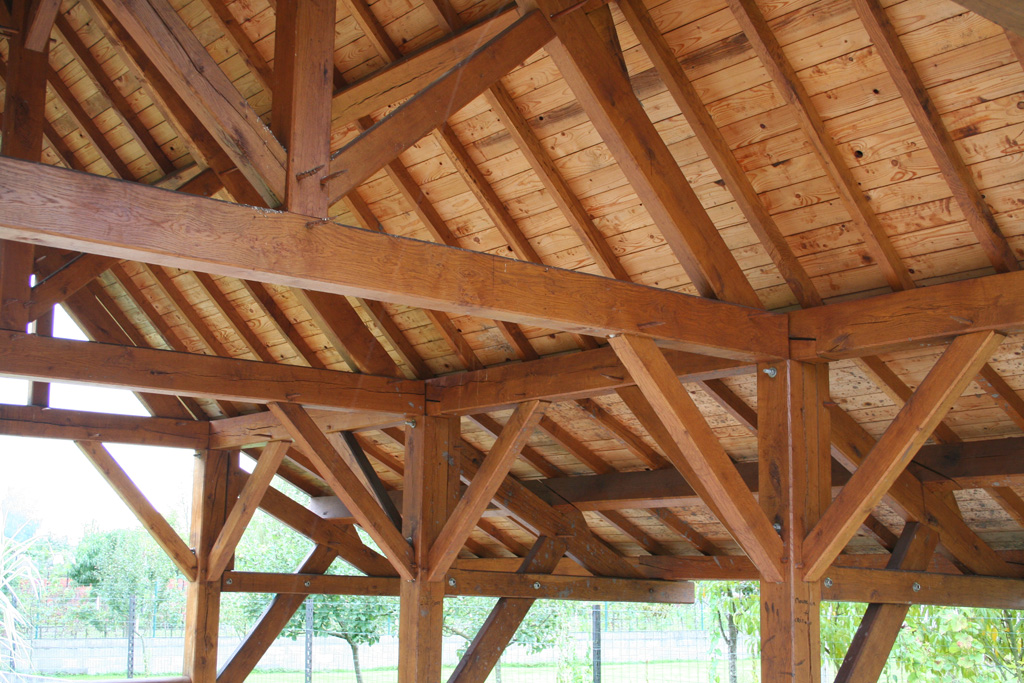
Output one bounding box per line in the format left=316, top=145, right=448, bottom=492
left=405, top=419, right=417, bottom=428
left=823, top=577, right=833, bottom=588
left=762, top=367, right=778, bottom=378
left=304, top=581, right=311, bottom=588
left=225, top=578, right=233, bottom=586
left=912, top=582, right=921, bottom=592
left=532, top=582, right=542, bottom=590
left=772, top=522, right=782, bottom=532
left=448, top=578, right=457, bottom=587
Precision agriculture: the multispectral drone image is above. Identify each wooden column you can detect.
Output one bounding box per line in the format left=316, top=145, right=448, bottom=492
left=398, top=416, right=460, bottom=683
left=184, top=449, right=232, bottom=683
left=758, top=361, right=830, bottom=683
left=1, top=0, right=51, bottom=334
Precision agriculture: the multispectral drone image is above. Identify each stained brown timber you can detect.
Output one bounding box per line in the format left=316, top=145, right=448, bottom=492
left=610, top=335, right=784, bottom=581
left=0, top=329, right=424, bottom=414
left=853, top=0, right=1018, bottom=274
left=789, top=270, right=1024, bottom=361
left=331, top=6, right=517, bottom=127
left=834, top=523, right=938, bottom=683
left=804, top=332, right=1005, bottom=581
left=428, top=347, right=752, bottom=414
left=950, top=0, right=1024, bottom=35
left=217, top=568, right=693, bottom=603
left=527, top=0, right=761, bottom=306
left=824, top=567, right=1024, bottom=610
left=22, top=0, right=60, bottom=52
left=99, top=0, right=286, bottom=204
left=209, top=409, right=403, bottom=449
left=78, top=441, right=198, bottom=581
left=0, top=403, right=209, bottom=448
left=521, top=435, right=1024, bottom=511
left=323, top=11, right=555, bottom=203
left=27, top=254, right=120, bottom=322
left=0, top=158, right=785, bottom=360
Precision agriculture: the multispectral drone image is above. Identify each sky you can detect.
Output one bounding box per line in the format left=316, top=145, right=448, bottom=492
left=0, top=307, right=196, bottom=542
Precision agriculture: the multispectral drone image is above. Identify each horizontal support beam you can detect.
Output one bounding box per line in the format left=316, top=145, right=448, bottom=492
left=0, top=403, right=209, bottom=449
left=427, top=346, right=751, bottom=414
left=0, top=330, right=424, bottom=414
left=822, top=567, right=1024, bottom=610
left=790, top=271, right=1024, bottom=360
left=209, top=409, right=404, bottom=449
left=221, top=570, right=694, bottom=603
left=445, top=569, right=694, bottom=603
left=530, top=436, right=1024, bottom=510
left=0, top=158, right=786, bottom=360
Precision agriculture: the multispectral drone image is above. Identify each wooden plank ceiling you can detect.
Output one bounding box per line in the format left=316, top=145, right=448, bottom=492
left=2, top=0, right=1024, bottom=563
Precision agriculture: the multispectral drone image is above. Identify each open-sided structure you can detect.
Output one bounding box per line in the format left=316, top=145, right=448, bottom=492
left=2, top=0, right=1024, bottom=679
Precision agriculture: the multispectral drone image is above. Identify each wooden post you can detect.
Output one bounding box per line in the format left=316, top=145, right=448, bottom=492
left=184, top=450, right=232, bottom=683
left=0, top=0, right=50, bottom=334
left=758, top=361, right=830, bottom=683
left=398, top=416, right=459, bottom=683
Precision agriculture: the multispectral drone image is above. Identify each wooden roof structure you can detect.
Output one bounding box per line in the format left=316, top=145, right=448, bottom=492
left=2, top=0, right=1024, bottom=679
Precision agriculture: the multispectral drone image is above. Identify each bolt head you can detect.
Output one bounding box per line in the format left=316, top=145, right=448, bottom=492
left=448, top=578, right=457, bottom=587
left=772, top=522, right=782, bottom=532
left=762, top=367, right=778, bottom=378
left=225, top=578, right=233, bottom=586
left=532, top=581, right=542, bottom=590
left=304, top=581, right=311, bottom=588
left=823, top=577, right=833, bottom=588
left=912, top=582, right=921, bottom=592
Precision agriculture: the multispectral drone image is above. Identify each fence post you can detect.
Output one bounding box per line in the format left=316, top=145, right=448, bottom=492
left=127, top=594, right=136, bottom=679
left=592, top=603, right=602, bottom=683
left=305, top=597, right=314, bottom=683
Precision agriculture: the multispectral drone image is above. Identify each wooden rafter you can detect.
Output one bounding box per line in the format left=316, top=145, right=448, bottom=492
left=78, top=440, right=198, bottom=581
left=804, top=331, right=1005, bottom=580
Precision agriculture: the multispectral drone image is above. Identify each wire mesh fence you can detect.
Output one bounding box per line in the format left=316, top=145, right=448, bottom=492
left=6, top=589, right=1024, bottom=682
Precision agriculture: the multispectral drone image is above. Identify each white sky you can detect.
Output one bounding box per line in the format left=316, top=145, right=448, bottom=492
left=0, top=308, right=195, bottom=542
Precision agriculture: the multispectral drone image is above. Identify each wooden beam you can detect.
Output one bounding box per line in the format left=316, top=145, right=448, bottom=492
left=221, top=571, right=399, bottom=595
left=331, top=7, right=517, bottom=127
left=323, top=11, right=554, bottom=202
left=0, top=158, right=786, bottom=360
left=207, top=440, right=290, bottom=580
left=100, top=0, right=286, bottom=204
left=22, top=0, right=60, bottom=52
left=270, top=402, right=414, bottom=578
left=528, top=0, right=761, bottom=307
left=77, top=440, right=198, bottom=581
left=804, top=331, right=1004, bottom=580
left=194, top=0, right=273, bottom=91
left=0, top=403, right=209, bottom=448
left=854, top=0, right=1018, bottom=274
left=294, top=290, right=402, bottom=377
left=829, top=405, right=1023, bottom=578
left=445, top=569, right=694, bottom=603
left=426, top=401, right=548, bottom=580
left=185, top=449, right=231, bottom=682
left=209, top=408, right=402, bottom=449
left=834, top=523, right=939, bottom=683
left=758, top=360, right=829, bottom=683
left=28, top=254, right=120, bottom=322
left=217, top=545, right=338, bottom=683
left=428, top=346, right=752, bottom=414
left=789, top=270, right=1024, bottom=361
left=726, top=0, right=914, bottom=292
left=616, top=0, right=821, bottom=308
left=272, top=0, right=335, bottom=216
left=0, top=329, right=423, bottom=414
left=0, top=0, right=46, bottom=334
left=610, top=334, right=784, bottom=581
left=823, top=566, right=1024, bottom=610
left=473, top=413, right=565, bottom=478
left=449, top=537, right=566, bottom=683
left=399, top=415, right=461, bottom=683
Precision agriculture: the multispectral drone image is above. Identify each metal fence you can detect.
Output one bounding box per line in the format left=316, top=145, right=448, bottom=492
left=8, top=591, right=1024, bottom=682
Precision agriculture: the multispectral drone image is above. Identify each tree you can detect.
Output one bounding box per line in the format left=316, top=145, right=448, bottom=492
left=701, top=582, right=759, bottom=683
left=1, top=509, right=41, bottom=673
